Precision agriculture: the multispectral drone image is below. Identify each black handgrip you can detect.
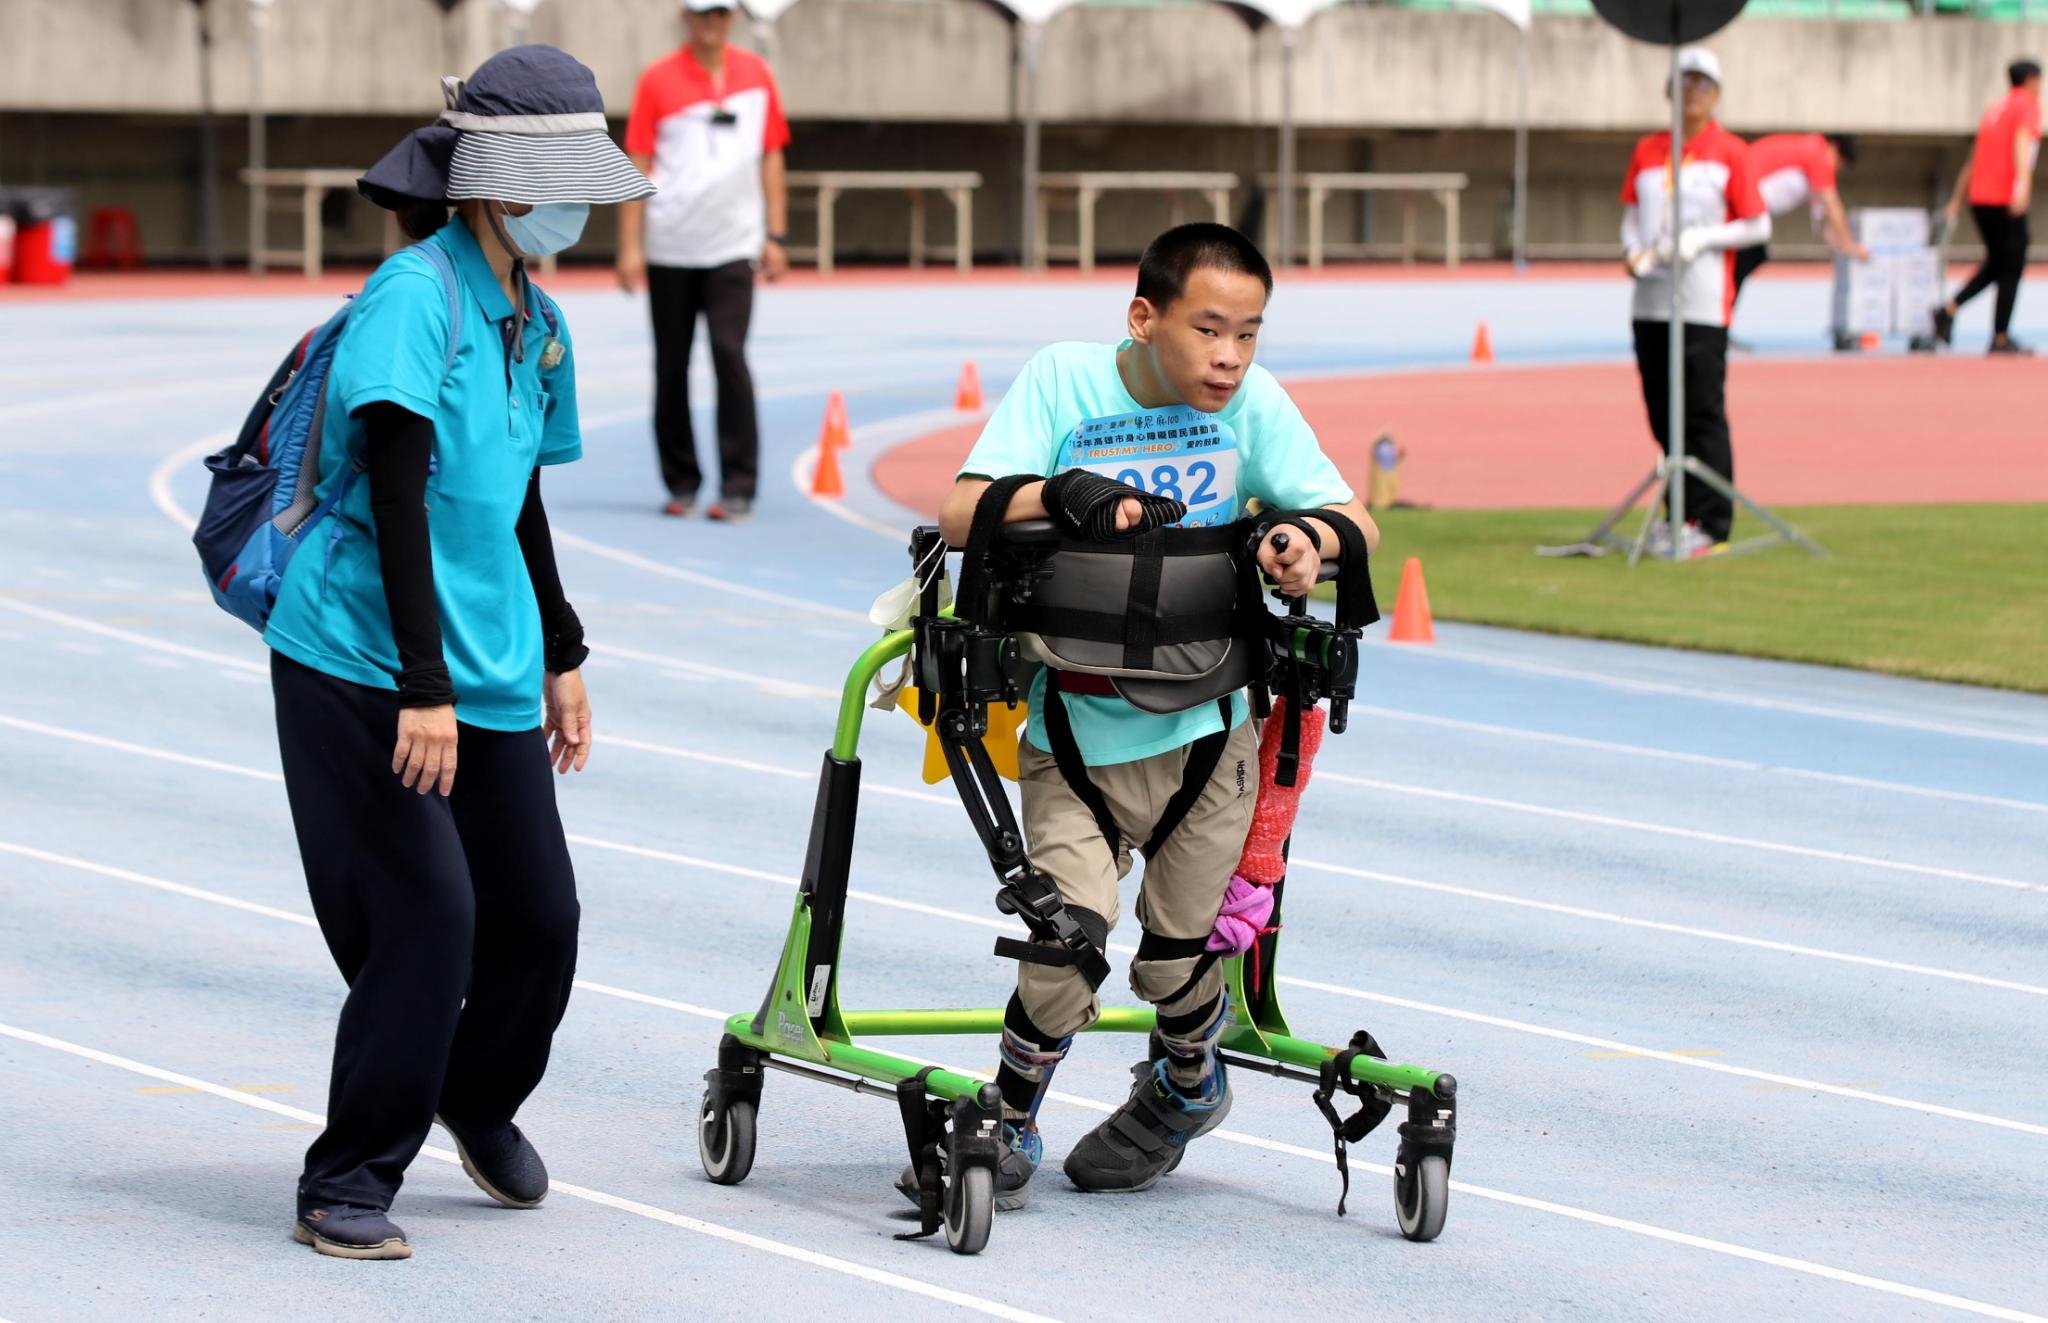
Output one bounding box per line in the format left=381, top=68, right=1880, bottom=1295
left=998, top=519, right=1061, bottom=546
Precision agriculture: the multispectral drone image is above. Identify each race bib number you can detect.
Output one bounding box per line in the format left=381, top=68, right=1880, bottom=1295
left=1054, top=405, right=1240, bottom=528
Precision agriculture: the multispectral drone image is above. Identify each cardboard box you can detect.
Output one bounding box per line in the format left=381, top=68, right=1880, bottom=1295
left=1852, top=208, right=1932, bottom=255
left=1832, top=253, right=1893, bottom=335
left=1890, top=251, right=1944, bottom=337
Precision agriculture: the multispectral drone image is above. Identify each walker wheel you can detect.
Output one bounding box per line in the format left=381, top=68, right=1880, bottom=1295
left=698, top=1093, right=757, bottom=1186
left=1394, top=1152, right=1449, bottom=1242
left=944, top=1164, right=995, bottom=1255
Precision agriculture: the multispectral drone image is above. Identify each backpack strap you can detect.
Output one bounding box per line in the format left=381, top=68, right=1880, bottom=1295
left=410, top=239, right=467, bottom=379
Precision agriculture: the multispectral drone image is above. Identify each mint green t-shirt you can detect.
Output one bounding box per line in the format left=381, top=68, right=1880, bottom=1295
left=263, top=217, right=581, bottom=730
left=960, top=341, right=1352, bottom=767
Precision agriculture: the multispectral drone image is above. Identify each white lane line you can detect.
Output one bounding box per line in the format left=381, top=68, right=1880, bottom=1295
left=147, top=423, right=2048, bottom=796
left=15, top=830, right=2048, bottom=1141
left=590, top=644, right=838, bottom=699
left=1316, top=770, right=2045, bottom=894
left=0, top=1023, right=1060, bottom=1323
left=0, top=379, right=246, bottom=424
left=0, top=598, right=266, bottom=676
left=792, top=404, right=975, bottom=541
left=9, top=863, right=2044, bottom=1323
left=1292, top=858, right=2048, bottom=999
left=552, top=530, right=870, bottom=625
left=1394, top=641, right=2048, bottom=750
left=0, top=715, right=282, bottom=782
left=1347, top=704, right=2048, bottom=815
left=782, top=408, right=2048, bottom=752
left=18, top=689, right=2030, bottom=1009
left=149, top=430, right=228, bottom=533
left=16, top=707, right=2043, bottom=1002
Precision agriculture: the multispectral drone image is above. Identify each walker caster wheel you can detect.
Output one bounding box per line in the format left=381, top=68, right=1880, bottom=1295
left=1394, top=1151, right=1449, bottom=1242
left=944, top=1164, right=995, bottom=1255
left=698, top=1092, right=757, bottom=1186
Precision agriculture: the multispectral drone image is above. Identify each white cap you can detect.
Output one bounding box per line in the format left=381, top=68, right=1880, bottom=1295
left=1676, top=46, right=1722, bottom=88
left=682, top=0, right=736, bottom=11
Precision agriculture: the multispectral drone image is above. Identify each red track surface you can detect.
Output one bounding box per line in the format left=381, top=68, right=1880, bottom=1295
left=873, top=355, right=2048, bottom=514
left=23, top=259, right=2035, bottom=303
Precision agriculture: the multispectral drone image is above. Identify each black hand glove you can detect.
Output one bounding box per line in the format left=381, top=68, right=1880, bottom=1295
left=1040, top=469, right=1186, bottom=541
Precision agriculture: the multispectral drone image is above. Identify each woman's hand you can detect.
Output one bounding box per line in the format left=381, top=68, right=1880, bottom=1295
left=394, top=705, right=458, bottom=797
left=1259, top=527, right=1322, bottom=599
left=544, top=669, right=593, bottom=774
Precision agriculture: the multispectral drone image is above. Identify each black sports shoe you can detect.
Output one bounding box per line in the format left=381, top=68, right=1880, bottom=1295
left=1932, top=305, right=1955, bottom=347
left=1062, top=1058, right=1232, bottom=1193
left=293, top=1203, right=411, bottom=1260
left=706, top=497, right=754, bottom=522
left=1989, top=337, right=2036, bottom=356
left=437, top=1115, right=549, bottom=1209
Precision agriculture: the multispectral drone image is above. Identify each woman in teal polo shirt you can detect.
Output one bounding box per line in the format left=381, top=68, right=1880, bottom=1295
left=266, top=47, right=652, bottom=1261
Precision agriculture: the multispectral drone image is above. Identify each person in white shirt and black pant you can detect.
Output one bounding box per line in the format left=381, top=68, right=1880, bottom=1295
left=1619, top=48, right=1771, bottom=557
left=617, top=0, right=793, bottom=522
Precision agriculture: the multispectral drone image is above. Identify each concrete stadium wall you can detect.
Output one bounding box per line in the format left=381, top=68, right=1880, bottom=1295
left=0, top=0, right=2037, bottom=264
left=6, top=0, right=2045, bottom=132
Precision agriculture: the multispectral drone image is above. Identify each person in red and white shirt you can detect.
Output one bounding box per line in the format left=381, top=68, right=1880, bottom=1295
left=1933, top=59, right=2041, bottom=355
left=1619, top=46, right=1770, bottom=555
left=619, top=0, right=793, bottom=520
left=1735, top=133, right=1869, bottom=303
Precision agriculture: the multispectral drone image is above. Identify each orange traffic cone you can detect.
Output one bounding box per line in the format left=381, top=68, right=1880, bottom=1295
left=810, top=440, right=845, bottom=499
left=1471, top=321, right=1495, bottom=364
left=955, top=360, right=983, bottom=411
left=819, top=390, right=851, bottom=452
left=1387, top=557, right=1435, bottom=643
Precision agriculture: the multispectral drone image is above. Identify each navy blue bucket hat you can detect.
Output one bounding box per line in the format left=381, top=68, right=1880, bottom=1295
left=360, top=45, right=653, bottom=211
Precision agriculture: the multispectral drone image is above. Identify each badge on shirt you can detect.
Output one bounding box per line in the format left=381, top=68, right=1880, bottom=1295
left=539, top=337, right=566, bottom=371
left=1054, top=405, right=1241, bottom=528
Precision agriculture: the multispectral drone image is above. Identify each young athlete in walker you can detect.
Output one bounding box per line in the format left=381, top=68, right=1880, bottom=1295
left=924, top=223, right=1377, bottom=1204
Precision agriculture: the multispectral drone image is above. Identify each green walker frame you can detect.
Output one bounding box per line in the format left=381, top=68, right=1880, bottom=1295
left=696, top=526, right=1458, bottom=1255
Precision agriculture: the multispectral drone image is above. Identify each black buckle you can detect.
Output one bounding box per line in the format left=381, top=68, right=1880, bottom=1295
left=1311, top=1030, right=1394, bottom=1217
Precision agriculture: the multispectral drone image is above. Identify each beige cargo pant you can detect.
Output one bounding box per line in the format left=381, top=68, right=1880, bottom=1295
left=1013, top=716, right=1258, bottom=1041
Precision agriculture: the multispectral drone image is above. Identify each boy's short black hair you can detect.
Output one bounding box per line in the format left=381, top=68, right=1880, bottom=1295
left=1827, top=133, right=1860, bottom=168
left=2012, top=58, right=2043, bottom=88
left=1135, top=223, right=1273, bottom=311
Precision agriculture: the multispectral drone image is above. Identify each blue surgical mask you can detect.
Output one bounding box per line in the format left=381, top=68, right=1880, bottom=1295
left=501, top=202, right=589, bottom=258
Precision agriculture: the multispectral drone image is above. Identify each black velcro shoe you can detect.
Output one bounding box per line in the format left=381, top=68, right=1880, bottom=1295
left=437, top=1115, right=549, bottom=1209
left=293, top=1203, right=411, bottom=1260
left=1062, top=1058, right=1232, bottom=1193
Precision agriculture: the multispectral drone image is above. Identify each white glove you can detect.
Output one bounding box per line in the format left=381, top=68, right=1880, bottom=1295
left=1676, top=228, right=1711, bottom=263
left=1652, top=232, right=1677, bottom=267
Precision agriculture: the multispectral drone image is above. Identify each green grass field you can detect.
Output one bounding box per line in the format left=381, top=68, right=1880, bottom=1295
left=1352, top=503, right=2048, bottom=694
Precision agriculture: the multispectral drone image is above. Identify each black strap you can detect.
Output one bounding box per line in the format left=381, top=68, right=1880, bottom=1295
left=955, top=475, right=1039, bottom=624
left=1012, top=604, right=1238, bottom=650
left=992, top=936, right=1086, bottom=969
left=1140, top=698, right=1235, bottom=858
left=1134, top=932, right=1210, bottom=963
left=1311, top=1030, right=1394, bottom=1217
left=893, top=1066, right=948, bottom=1241
left=1040, top=683, right=1124, bottom=858
left=1309, top=508, right=1380, bottom=630
left=1121, top=529, right=1165, bottom=669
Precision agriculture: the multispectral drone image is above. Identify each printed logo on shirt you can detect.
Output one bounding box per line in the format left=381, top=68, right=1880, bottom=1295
left=1054, top=405, right=1241, bottom=527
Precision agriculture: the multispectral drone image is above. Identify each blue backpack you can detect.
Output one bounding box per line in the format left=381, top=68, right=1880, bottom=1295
left=192, top=241, right=466, bottom=633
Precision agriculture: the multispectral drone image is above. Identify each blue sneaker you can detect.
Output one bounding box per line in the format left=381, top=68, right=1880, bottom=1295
left=896, top=1121, right=1041, bottom=1211
left=293, top=1202, right=411, bottom=1260
left=1062, top=1058, right=1232, bottom=1193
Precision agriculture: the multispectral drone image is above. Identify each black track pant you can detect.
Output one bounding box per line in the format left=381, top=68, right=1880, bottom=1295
left=272, top=652, right=580, bottom=1210
left=648, top=259, right=759, bottom=502
left=1953, top=204, right=2031, bottom=339
left=1732, top=243, right=1769, bottom=300
left=1631, top=320, right=1734, bottom=544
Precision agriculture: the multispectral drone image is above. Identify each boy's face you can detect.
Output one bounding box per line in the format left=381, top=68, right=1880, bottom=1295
left=1128, top=266, right=1268, bottom=413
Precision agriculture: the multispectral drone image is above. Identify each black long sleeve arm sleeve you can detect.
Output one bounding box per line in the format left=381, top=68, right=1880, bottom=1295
left=514, top=468, right=590, bottom=674
left=358, top=401, right=455, bottom=709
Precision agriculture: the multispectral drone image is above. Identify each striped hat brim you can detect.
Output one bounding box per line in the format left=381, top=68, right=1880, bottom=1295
left=447, top=130, right=654, bottom=206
